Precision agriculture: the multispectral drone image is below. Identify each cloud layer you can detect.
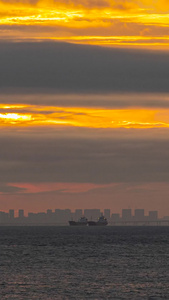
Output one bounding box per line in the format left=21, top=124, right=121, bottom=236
left=0, top=129, right=169, bottom=184
left=0, top=0, right=169, bottom=47
left=0, top=42, right=169, bottom=93
left=0, top=41, right=169, bottom=213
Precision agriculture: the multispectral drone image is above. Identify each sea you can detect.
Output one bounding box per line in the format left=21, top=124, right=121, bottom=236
left=0, top=226, right=169, bottom=300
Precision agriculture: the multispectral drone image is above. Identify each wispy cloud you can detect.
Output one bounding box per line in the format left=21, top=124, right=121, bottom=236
left=0, top=0, right=169, bottom=47
left=1, top=104, right=169, bottom=129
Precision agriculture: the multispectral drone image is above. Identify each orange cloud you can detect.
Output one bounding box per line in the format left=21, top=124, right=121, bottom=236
left=8, top=182, right=117, bottom=194
left=0, top=0, right=169, bottom=47
left=1, top=103, right=169, bottom=128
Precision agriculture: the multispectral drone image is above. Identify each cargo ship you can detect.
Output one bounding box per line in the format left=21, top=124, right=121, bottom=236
left=88, top=214, right=108, bottom=226
left=69, top=216, right=88, bottom=226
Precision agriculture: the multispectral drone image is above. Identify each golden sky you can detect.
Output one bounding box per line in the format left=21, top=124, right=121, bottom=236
left=1, top=1, right=169, bottom=214
left=1, top=103, right=169, bottom=129
left=1, top=0, right=169, bottom=47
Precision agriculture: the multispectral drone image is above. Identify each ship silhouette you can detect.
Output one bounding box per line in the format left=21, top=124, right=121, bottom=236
left=69, top=216, right=88, bottom=226
left=69, top=214, right=108, bottom=226
left=88, top=214, right=108, bottom=226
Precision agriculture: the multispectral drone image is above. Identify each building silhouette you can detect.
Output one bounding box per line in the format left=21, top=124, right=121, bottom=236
left=0, top=207, right=167, bottom=226
left=18, top=209, right=24, bottom=219
left=111, top=213, right=120, bottom=222
left=134, top=209, right=145, bottom=221
left=84, top=209, right=100, bottom=221
left=122, top=209, right=132, bottom=221
left=104, top=209, right=110, bottom=220
left=9, top=209, right=14, bottom=220
left=75, top=209, right=83, bottom=221
left=149, top=211, right=158, bottom=221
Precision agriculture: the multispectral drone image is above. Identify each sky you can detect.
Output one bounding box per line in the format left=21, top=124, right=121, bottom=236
left=0, top=0, right=169, bottom=217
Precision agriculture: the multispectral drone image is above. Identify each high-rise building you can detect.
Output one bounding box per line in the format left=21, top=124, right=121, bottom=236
left=64, top=209, right=71, bottom=224
left=54, top=209, right=71, bottom=224
left=148, top=211, right=158, bottom=221
left=18, top=209, right=24, bottom=219
left=36, top=212, right=46, bottom=223
left=134, top=209, right=145, bottom=221
left=0, top=211, right=8, bottom=223
left=75, top=209, right=82, bottom=221
left=54, top=209, right=63, bottom=223
left=111, top=213, right=120, bottom=222
left=46, top=209, right=53, bottom=223
left=84, top=209, right=100, bottom=221
left=122, top=209, right=132, bottom=221
left=104, top=209, right=110, bottom=220
left=9, top=209, right=14, bottom=219
left=47, top=209, right=52, bottom=215
left=28, top=212, right=35, bottom=223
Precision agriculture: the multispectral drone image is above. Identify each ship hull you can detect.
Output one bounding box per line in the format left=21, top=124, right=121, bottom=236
left=69, top=221, right=87, bottom=226
left=88, top=221, right=108, bottom=226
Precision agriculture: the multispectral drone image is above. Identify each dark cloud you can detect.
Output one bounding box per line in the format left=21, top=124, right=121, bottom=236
left=0, top=41, right=169, bottom=94
left=0, top=130, right=169, bottom=183
left=0, top=184, right=26, bottom=193
left=1, top=92, right=169, bottom=109
left=0, top=41, right=169, bottom=188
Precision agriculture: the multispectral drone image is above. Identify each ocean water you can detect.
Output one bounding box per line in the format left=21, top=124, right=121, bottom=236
left=0, top=226, right=169, bottom=299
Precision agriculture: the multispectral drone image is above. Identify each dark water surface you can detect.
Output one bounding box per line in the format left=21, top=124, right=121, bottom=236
left=0, top=226, right=169, bottom=299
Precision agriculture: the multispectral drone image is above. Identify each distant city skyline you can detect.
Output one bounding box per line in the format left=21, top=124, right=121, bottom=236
left=1, top=207, right=169, bottom=218
left=1, top=207, right=169, bottom=226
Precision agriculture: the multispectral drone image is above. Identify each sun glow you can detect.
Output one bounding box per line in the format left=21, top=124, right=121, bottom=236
left=1, top=104, right=169, bottom=129
left=0, top=0, right=169, bottom=47
left=0, top=113, right=32, bottom=124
